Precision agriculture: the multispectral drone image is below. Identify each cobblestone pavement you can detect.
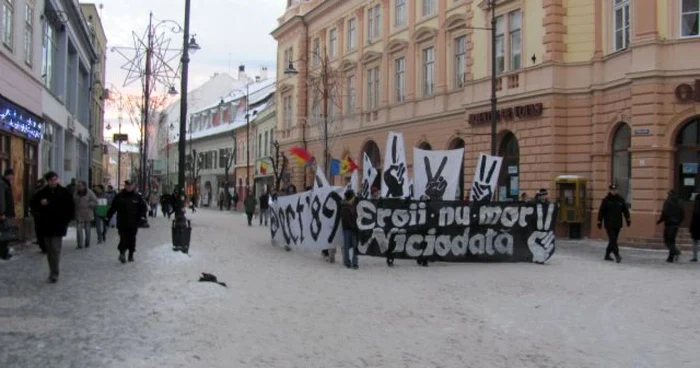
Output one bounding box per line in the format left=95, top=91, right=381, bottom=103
left=1, top=209, right=699, bottom=368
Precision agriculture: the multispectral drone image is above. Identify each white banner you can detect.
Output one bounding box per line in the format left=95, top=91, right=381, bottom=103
left=469, top=153, right=503, bottom=203
left=413, top=148, right=464, bottom=200
left=360, top=152, right=377, bottom=199
left=348, top=170, right=359, bottom=193
left=269, top=186, right=344, bottom=250
left=313, top=166, right=330, bottom=189
left=381, top=132, right=410, bottom=198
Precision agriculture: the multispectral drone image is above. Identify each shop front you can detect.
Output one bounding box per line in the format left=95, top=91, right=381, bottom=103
left=0, top=94, right=43, bottom=238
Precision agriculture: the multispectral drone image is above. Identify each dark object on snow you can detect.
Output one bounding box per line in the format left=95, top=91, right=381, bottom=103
left=198, top=272, right=227, bottom=287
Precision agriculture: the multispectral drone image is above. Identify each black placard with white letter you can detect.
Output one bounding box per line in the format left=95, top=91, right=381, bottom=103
left=356, top=199, right=558, bottom=263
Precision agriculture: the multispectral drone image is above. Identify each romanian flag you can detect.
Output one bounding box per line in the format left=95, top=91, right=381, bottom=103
left=340, top=156, right=359, bottom=175
left=260, top=161, right=269, bottom=175
left=289, top=147, right=313, bottom=166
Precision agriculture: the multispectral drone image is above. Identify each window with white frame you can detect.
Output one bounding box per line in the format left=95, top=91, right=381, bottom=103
left=258, top=134, right=262, bottom=157
left=394, top=57, right=406, bottom=102
left=422, top=0, right=436, bottom=17
left=454, top=36, right=466, bottom=88
left=367, top=67, right=380, bottom=109
left=347, top=18, right=357, bottom=50
left=613, top=0, right=630, bottom=51
left=311, top=90, right=321, bottom=121
left=42, top=22, right=57, bottom=88
left=509, top=10, right=522, bottom=70
left=264, top=131, right=268, bottom=156
left=328, top=91, right=337, bottom=118
left=346, top=75, right=356, bottom=115
left=395, top=0, right=406, bottom=27
left=329, top=28, right=337, bottom=58
left=495, top=15, right=505, bottom=74
left=681, top=0, right=700, bottom=37
left=423, top=47, right=435, bottom=96
left=283, top=96, right=293, bottom=129
left=2, top=0, right=14, bottom=49
left=24, top=4, right=32, bottom=65
left=312, top=38, right=320, bottom=66
left=368, top=4, right=381, bottom=41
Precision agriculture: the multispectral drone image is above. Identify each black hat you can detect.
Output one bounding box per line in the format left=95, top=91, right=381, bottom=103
left=124, top=180, right=134, bottom=185
left=43, top=171, right=58, bottom=181
left=538, top=188, right=548, bottom=195
left=3, top=168, right=14, bottom=176
left=609, top=184, right=618, bottom=190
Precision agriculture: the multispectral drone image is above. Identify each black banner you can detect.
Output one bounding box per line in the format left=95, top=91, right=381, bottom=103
left=356, top=199, right=558, bottom=263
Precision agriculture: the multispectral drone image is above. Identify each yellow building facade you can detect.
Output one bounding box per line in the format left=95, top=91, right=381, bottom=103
left=272, top=0, right=700, bottom=247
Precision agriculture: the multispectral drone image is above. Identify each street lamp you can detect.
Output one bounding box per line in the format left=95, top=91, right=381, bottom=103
left=166, top=122, right=174, bottom=191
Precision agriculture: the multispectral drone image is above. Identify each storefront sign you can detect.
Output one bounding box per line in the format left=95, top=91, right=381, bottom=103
left=468, top=103, right=543, bottom=125
left=675, top=79, right=700, bottom=102
left=0, top=95, right=43, bottom=140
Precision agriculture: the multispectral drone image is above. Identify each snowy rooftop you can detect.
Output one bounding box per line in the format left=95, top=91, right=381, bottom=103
left=193, top=78, right=276, bottom=114
left=188, top=100, right=272, bottom=142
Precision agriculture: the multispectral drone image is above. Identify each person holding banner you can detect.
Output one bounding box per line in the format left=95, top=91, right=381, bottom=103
left=340, top=189, right=360, bottom=269
left=597, top=184, right=630, bottom=263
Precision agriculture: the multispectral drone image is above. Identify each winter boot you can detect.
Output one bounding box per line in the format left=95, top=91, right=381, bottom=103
left=119, top=252, right=126, bottom=264
left=128, top=251, right=134, bottom=262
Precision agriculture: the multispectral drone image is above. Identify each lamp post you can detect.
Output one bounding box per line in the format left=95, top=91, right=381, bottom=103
left=284, top=49, right=333, bottom=180
left=166, top=123, right=173, bottom=191
left=489, top=0, right=497, bottom=156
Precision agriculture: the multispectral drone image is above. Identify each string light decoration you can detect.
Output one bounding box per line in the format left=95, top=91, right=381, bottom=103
left=0, top=97, right=43, bottom=140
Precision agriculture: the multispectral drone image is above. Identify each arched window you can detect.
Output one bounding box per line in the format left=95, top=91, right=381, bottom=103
left=449, top=138, right=466, bottom=200
left=417, top=141, right=432, bottom=150
left=498, top=132, right=519, bottom=202
left=675, top=117, right=700, bottom=200
left=611, top=123, right=631, bottom=204
left=362, top=140, right=382, bottom=191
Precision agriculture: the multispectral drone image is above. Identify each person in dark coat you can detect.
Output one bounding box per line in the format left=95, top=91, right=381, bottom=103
left=259, top=189, right=270, bottom=226
left=243, top=190, right=257, bottom=226
left=0, top=168, right=16, bottom=260
left=31, top=179, right=47, bottom=253
left=657, top=190, right=684, bottom=263
left=597, top=184, right=630, bottom=263
left=30, top=171, right=74, bottom=283
left=106, top=180, right=148, bottom=264
left=689, top=194, right=700, bottom=262
left=340, top=189, right=359, bottom=269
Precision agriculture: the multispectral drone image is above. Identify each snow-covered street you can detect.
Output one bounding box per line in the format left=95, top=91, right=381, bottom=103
left=1, top=209, right=698, bottom=368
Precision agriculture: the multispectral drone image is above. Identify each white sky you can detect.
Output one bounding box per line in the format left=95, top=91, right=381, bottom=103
left=97, top=0, right=285, bottom=142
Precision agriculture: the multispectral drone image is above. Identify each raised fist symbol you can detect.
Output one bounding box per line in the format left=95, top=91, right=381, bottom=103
left=527, top=203, right=556, bottom=263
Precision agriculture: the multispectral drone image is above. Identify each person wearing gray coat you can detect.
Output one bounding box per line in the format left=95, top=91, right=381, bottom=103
left=74, top=180, right=98, bottom=249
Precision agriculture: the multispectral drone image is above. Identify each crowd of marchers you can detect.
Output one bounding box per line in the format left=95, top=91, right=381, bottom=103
left=0, top=170, right=149, bottom=283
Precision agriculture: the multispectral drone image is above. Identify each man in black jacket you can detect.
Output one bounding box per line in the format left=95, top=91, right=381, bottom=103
left=657, top=190, right=684, bottom=263
left=340, top=189, right=359, bottom=269
left=106, top=180, right=148, bottom=263
left=0, top=168, right=15, bottom=260
left=597, top=184, right=631, bottom=263
left=30, top=171, right=74, bottom=283
left=259, top=189, right=270, bottom=226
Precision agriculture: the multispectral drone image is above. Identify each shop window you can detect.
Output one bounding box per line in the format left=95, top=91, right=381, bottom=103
left=497, top=132, right=519, bottom=201
left=449, top=138, right=466, bottom=200
left=675, top=117, right=700, bottom=200
left=611, top=123, right=631, bottom=204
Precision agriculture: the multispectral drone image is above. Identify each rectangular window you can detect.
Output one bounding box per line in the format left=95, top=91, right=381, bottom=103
left=395, top=0, right=406, bottom=27
left=368, top=5, right=381, bottom=41
left=422, top=0, right=436, bottom=17
left=495, top=15, right=505, bottom=74
left=509, top=10, right=521, bottom=70
left=681, top=0, right=700, bottom=37
left=312, top=38, right=320, bottom=66
left=258, top=134, right=262, bottom=157
left=264, top=131, right=268, bottom=156
left=454, top=36, right=466, bottom=88
left=23, top=4, right=31, bottom=66
left=367, top=67, right=380, bottom=109
left=613, top=0, right=630, bottom=51
left=2, top=0, right=14, bottom=49
left=347, top=18, right=356, bottom=50
left=346, top=75, right=355, bottom=115
left=329, top=28, right=337, bottom=58
left=423, top=47, right=435, bottom=96
left=219, top=148, right=227, bottom=167
left=283, top=96, right=293, bottom=129
left=394, top=57, right=406, bottom=102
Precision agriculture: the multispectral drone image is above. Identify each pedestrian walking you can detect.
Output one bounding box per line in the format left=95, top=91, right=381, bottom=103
left=105, top=185, right=117, bottom=228
left=219, top=190, right=225, bottom=211
left=657, top=190, right=684, bottom=263
left=106, top=180, right=148, bottom=264
left=74, top=180, right=98, bottom=249
left=149, top=192, right=159, bottom=218
left=244, top=190, right=257, bottom=226
left=259, top=189, right=270, bottom=226
left=0, top=168, right=15, bottom=260
left=340, top=189, right=359, bottom=269
left=93, top=185, right=108, bottom=243
left=232, top=191, right=239, bottom=211
left=597, top=184, right=630, bottom=263
left=31, top=179, right=47, bottom=253
left=690, top=194, right=700, bottom=262
left=30, top=171, right=74, bottom=283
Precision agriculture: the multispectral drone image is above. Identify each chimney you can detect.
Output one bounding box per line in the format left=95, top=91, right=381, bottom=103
left=238, top=65, right=246, bottom=81
left=260, top=66, right=268, bottom=80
